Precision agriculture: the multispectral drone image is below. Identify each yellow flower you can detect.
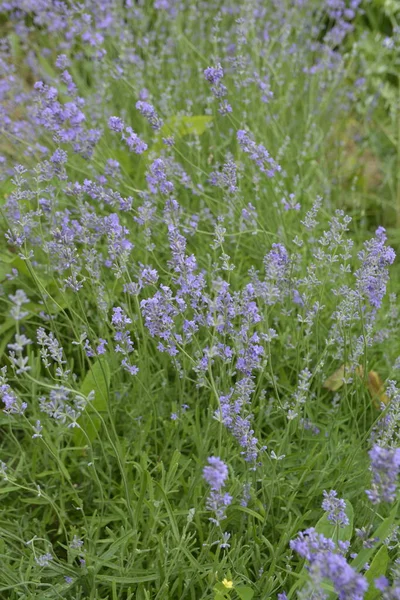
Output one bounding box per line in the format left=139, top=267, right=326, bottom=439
left=222, top=578, right=234, bottom=590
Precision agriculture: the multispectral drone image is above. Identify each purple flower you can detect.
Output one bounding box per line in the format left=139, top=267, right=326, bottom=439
left=237, top=129, right=281, bottom=178
left=290, top=528, right=368, bottom=600
left=50, top=148, right=67, bottom=164
left=206, top=490, right=232, bottom=526
left=136, top=100, right=163, bottom=131
left=356, top=227, right=395, bottom=309
left=108, top=116, right=124, bottom=132
left=203, top=457, right=232, bottom=525
left=374, top=576, right=389, bottom=591
left=121, top=359, right=139, bottom=376
left=204, top=64, right=224, bottom=85
left=55, top=54, right=70, bottom=69
left=281, top=193, right=301, bottom=211
left=209, top=155, right=238, bottom=194
left=108, top=117, right=147, bottom=153
left=366, top=444, right=400, bottom=504
left=104, top=158, right=120, bottom=177
left=111, top=308, right=137, bottom=372
left=203, top=456, right=229, bottom=490
left=290, top=528, right=336, bottom=561
left=37, top=328, right=65, bottom=366
left=32, top=420, right=43, bottom=439
left=33, top=82, right=100, bottom=158
left=140, top=267, right=159, bottom=286
left=111, top=307, right=132, bottom=327
left=140, top=285, right=179, bottom=355
left=322, top=490, right=349, bottom=527
left=146, top=158, right=174, bottom=195
left=217, top=378, right=258, bottom=463
left=240, top=483, right=251, bottom=507
left=0, top=379, right=25, bottom=414
left=218, top=100, right=232, bottom=115
left=9, top=289, right=30, bottom=321
left=204, top=63, right=228, bottom=99
left=250, top=243, right=290, bottom=306
left=123, top=126, right=148, bottom=154
left=96, top=339, right=108, bottom=355
left=35, top=553, right=53, bottom=567
left=60, top=70, right=77, bottom=95
left=219, top=531, right=231, bottom=549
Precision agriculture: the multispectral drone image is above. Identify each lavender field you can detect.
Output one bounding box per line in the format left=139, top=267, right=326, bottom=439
left=1, top=1, right=400, bottom=598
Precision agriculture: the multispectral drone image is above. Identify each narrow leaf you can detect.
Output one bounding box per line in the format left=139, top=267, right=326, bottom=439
left=74, top=359, right=110, bottom=445
left=365, top=545, right=389, bottom=600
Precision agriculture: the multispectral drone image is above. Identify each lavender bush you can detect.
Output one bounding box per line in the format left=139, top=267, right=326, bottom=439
left=1, top=0, right=400, bottom=598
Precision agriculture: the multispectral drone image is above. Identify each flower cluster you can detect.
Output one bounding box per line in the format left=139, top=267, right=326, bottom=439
left=108, top=116, right=147, bottom=154
left=204, top=64, right=232, bottom=114
left=290, top=528, right=368, bottom=600
left=136, top=101, right=163, bottom=131
left=203, top=457, right=232, bottom=525
left=322, top=490, right=349, bottom=527
left=111, top=307, right=138, bottom=376
left=366, top=445, right=400, bottom=504
left=356, top=227, right=395, bottom=310
left=33, top=81, right=101, bottom=159
left=237, top=130, right=281, bottom=178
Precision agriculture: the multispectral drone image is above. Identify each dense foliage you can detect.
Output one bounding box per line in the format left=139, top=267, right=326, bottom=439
left=1, top=1, right=400, bottom=598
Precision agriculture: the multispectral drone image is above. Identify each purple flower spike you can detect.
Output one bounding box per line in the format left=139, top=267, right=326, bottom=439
left=366, top=445, right=400, bottom=504
left=203, top=456, right=228, bottom=490
left=322, top=490, right=349, bottom=527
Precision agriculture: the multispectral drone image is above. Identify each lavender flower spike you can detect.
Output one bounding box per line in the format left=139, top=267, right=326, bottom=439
left=290, top=528, right=368, bottom=600
left=136, top=101, right=163, bottom=131
left=366, top=445, right=400, bottom=504
left=322, top=490, right=349, bottom=527
left=203, top=457, right=232, bottom=525
left=203, top=456, right=228, bottom=490
left=237, top=129, right=281, bottom=178
left=356, top=227, right=395, bottom=309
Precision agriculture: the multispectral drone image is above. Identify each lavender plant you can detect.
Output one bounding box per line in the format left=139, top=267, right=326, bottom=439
left=0, top=1, right=399, bottom=599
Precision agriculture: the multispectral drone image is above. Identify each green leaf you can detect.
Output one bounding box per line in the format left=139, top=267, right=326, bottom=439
left=0, top=318, right=14, bottom=335
left=8, top=33, right=24, bottom=62
left=236, top=586, right=254, bottom=600
left=154, top=115, right=212, bottom=149
left=365, top=545, right=389, bottom=600
left=96, top=573, right=157, bottom=584
left=0, top=324, right=15, bottom=359
left=0, top=486, right=20, bottom=495
left=73, top=359, right=110, bottom=446
left=170, top=115, right=212, bottom=137
left=155, top=482, right=180, bottom=543
left=214, top=583, right=229, bottom=594
left=352, top=504, right=397, bottom=570
left=234, top=505, right=265, bottom=522
left=0, top=251, right=17, bottom=264
left=79, top=359, right=110, bottom=408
